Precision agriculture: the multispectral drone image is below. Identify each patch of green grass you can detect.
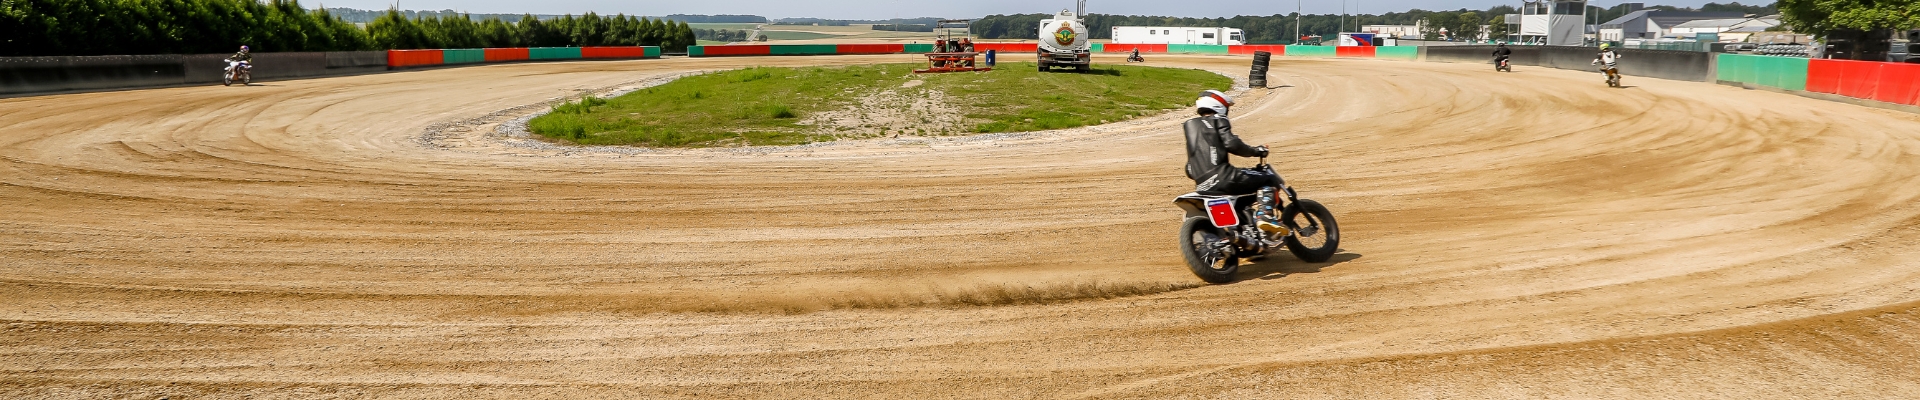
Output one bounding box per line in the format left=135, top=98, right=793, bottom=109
left=528, top=62, right=1228, bottom=147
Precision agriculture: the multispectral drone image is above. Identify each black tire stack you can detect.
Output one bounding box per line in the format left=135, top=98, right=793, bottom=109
left=1250, top=51, right=1271, bottom=88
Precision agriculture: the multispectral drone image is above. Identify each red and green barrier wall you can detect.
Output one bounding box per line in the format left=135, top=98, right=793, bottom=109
left=1719, top=53, right=1920, bottom=107
left=388, top=46, right=658, bottom=68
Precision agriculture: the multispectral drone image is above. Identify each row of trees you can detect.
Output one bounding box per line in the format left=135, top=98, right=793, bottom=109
left=3, top=0, right=371, bottom=56
left=693, top=28, right=755, bottom=43
left=1, top=0, right=697, bottom=57
left=365, top=11, right=696, bottom=51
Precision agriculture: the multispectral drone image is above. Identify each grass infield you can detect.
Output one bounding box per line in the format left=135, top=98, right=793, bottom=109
left=529, top=62, right=1231, bottom=147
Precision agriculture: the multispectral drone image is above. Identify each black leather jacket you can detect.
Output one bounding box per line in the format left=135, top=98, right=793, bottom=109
left=1183, top=115, right=1266, bottom=184
left=1493, top=47, right=1511, bottom=58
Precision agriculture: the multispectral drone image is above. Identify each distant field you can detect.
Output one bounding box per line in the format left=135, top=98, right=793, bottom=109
left=687, top=23, right=761, bottom=30
left=760, top=31, right=841, bottom=40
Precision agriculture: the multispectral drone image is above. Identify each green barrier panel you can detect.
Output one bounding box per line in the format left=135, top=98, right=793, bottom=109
left=1715, top=53, right=1740, bottom=82
left=904, top=44, right=934, bottom=53
left=770, top=44, right=837, bottom=55
left=689, top=46, right=705, bottom=57
left=1287, top=46, right=1337, bottom=57
left=1092, top=43, right=1103, bottom=53
left=1717, top=54, right=1810, bottom=91
left=645, top=47, right=662, bottom=58
left=441, top=49, right=484, bottom=64
left=1168, top=44, right=1229, bottom=54
left=1376, top=46, right=1418, bottom=60
left=1769, top=56, right=1809, bottom=91
left=530, top=47, right=582, bottom=60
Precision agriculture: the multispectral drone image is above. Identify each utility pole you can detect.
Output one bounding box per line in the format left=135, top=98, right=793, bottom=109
left=1296, top=0, right=1301, bottom=44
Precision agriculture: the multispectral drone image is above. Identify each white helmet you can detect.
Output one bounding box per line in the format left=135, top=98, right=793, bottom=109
left=1196, top=90, right=1234, bottom=116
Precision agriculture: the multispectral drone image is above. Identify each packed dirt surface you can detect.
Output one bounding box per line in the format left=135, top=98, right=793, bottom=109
left=6, top=54, right=1920, bottom=398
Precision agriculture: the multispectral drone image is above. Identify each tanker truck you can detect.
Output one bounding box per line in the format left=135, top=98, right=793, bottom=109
left=1037, top=0, right=1092, bottom=72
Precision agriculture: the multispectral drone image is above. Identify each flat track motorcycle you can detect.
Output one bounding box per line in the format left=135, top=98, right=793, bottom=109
left=1172, top=158, right=1340, bottom=283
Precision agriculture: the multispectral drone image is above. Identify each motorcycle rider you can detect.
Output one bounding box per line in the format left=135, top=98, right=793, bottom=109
left=1129, top=47, right=1143, bottom=62
left=225, top=45, right=252, bottom=78
left=1492, top=42, right=1511, bottom=69
left=1183, top=89, right=1289, bottom=234
left=1592, top=43, right=1622, bottom=82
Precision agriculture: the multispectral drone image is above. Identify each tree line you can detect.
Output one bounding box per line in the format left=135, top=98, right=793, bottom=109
left=1, top=0, right=697, bottom=57
left=366, top=10, right=695, bottom=51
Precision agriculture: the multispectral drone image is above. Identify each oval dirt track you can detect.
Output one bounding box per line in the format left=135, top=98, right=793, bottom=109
left=5, top=54, right=1920, bottom=398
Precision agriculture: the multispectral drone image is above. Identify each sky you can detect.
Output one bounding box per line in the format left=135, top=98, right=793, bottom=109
left=321, top=1, right=1743, bottom=20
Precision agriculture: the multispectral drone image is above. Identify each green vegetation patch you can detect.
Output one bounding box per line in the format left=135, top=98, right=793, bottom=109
left=758, top=30, right=840, bottom=40
left=528, top=62, right=1229, bottom=147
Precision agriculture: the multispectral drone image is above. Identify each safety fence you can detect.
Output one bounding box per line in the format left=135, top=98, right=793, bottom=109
left=1717, top=53, right=1920, bottom=107
left=389, top=46, right=660, bottom=68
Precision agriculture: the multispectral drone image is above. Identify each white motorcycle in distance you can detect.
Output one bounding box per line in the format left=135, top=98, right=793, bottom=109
left=223, top=59, right=251, bottom=86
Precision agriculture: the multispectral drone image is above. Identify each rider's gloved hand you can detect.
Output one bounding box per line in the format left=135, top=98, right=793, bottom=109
left=1255, top=145, right=1270, bottom=158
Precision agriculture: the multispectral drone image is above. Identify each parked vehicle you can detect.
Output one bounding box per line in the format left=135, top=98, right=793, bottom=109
left=1171, top=158, right=1340, bottom=283
left=1110, top=26, right=1245, bottom=45
left=1037, top=0, right=1092, bottom=72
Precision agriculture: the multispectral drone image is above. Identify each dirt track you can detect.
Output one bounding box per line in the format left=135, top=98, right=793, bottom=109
left=6, top=54, right=1920, bottom=398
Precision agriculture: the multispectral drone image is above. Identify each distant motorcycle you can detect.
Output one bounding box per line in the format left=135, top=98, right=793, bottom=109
left=1127, top=53, right=1145, bottom=63
left=223, top=59, right=251, bottom=86
left=1598, top=65, right=1621, bottom=87
left=1494, top=57, right=1511, bottom=72
left=1171, top=158, right=1340, bottom=283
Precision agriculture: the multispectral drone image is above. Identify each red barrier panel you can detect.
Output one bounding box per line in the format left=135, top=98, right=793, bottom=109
left=483, top=48, right=529, bottom=62
left=1228, top=45, right=1285, bottom=55
left=702, top=45, right=772, bottom=56
left=1804, top=59, right=1920, bottom=106
left=1103, top=43, right=1167, bottom=53
left=1876, top=63, right=1920, bottom=105
left=1336, top=46, right=1376, bottom=58
left=1837, top=61, right=1882, bottom=100
left=1806, top=59, right=1845, bottom=95
left=974, top=43, right=1040, bottom=53
left=581, top=47, right=648, bottom=58
left=836, top=44, right=905, bottom=54
left=387, top=50, right=443, bottom=68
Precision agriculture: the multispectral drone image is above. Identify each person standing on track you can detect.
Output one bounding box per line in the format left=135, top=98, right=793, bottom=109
left=1183, top=89, right=1288, bottom=234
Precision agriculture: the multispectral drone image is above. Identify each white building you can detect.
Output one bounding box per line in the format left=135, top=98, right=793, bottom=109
left=1518, top=0, right=1587, bottom=46
left=1598, top=10, right=1744, bottom=42
left=1360, top=24, right=1422, bottom=39
left=1668, top=17, right=1780, bottom=42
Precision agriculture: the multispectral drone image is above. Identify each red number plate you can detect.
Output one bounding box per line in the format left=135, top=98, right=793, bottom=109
left=1206, top=198, right=1239, bottom=228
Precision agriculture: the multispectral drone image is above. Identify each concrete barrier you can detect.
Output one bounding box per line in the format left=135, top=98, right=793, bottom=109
left=1420, top=45, right=1712, bottom=82
left=2, top=55, right=187, bottom=95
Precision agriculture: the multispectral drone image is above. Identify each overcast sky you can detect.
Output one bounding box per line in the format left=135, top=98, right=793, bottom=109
left=322, top=1, right=1745, bottom=20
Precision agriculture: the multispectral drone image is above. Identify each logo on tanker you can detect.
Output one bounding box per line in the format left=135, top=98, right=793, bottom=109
left=1054, top=23, right=1078, bottom=46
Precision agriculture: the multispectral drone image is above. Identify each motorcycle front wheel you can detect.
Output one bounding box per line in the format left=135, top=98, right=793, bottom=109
left=1282, top=199, right=1340, bottom=262
left=1180, top=216, right=1239, bottom=283
left=222, top=73, right=232, bottom=86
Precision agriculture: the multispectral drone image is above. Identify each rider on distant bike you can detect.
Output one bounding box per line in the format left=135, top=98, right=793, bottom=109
left=1183, top=90, right=1288, bottom=234
left=1492, top=42, right=1511, bottom=68
left=1129, top=48, right=1143, bottom=62
left=228, top=45, right=252, bottom=64
left=1592, top=43, right=1622, bottom=81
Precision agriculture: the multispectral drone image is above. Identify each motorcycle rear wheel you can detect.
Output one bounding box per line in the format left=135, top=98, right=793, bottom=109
left=1180, top=216, right=1239, bottom=283
left=1282, top=199, right=1340, bottom=262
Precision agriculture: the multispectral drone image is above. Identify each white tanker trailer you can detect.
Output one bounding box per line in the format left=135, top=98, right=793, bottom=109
left=1037, top=0, right=1092, bottom=72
